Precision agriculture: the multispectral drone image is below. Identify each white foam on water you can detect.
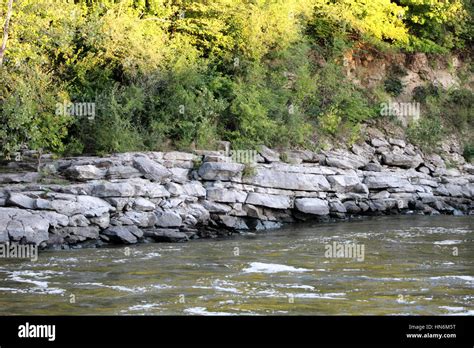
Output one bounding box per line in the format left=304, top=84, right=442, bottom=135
left=293, top=292, right=347, bottom=300
left=212, top=281, right=241, bottom=294
left=112, top=259, right=127, bottom=264
left=184, top=307, right=237, bottom=316
left=429, top=275, right=474, bottom=283
left=141, top=252, right=162, bottom=260
left=0, top=287, right=30, bottom=294
left=275, top=284, right=315, bottom=291
left=7, top=270, right=65, bottom=295
left=396, top=298, right=417, bottom=304
left=242, top=262, right=311, bottom=274
left=75, top=282, right=147, bottom=293
left=152, top=284, right=173, bottom=290
left=254, top=289, right=281, bottom=297
left=359, top=276, right=404, bottom=281
left=49, top=257, right=79, bottom=262
left=440, top=306, right=464, bottom=312
left=433, top=240, right=463, bottom=245
left=440, top=306, right=474, bottom=315
left=128, top=303, right=161, bottom=311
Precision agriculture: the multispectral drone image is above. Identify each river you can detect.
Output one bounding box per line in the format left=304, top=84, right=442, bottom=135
left=0, top=215, right=472, bottom=315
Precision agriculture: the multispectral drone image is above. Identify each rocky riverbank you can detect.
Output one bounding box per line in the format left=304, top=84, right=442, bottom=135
left=1, top=130, right=473, bottom=249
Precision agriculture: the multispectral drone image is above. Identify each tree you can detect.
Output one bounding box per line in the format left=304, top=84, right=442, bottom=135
left=0, top=0, right=14, bottom=67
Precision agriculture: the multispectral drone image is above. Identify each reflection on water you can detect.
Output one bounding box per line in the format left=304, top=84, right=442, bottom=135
left=0, top=215, right=472, bottom=315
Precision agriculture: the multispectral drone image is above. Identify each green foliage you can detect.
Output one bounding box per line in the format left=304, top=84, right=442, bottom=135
left=383, top=64, right=407, bottom=96
left=0, top=0, right=472, bottom=159
left=463, top=143, right=474, bottom=162
left=407, top=116, right=444, bottom=151
left=384, top=76, right=404, bottom=96
left=242, top=164, right=257, bottom=178
left=412, top=83, right=440, bottom=103
left=84, top=85, right=146, bottom=155
left=318, top=106, right=342, bottom=135
left=400, top=0, right=471, bottom=51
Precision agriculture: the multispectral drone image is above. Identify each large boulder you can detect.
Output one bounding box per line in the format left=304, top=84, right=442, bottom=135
left=50, top=196, right=113, bottom=217
left=198, top=162, right=245, bottom=181
left=7, top=193, right=36, bottom=209
left=37, top=211, right=69, bottom=227
left=206, top=187, right=247, bottom=203
left=219, top=215, right=249, bottom=230
left=329, top=200, right=347, bottom=213
left=382, top=153, right=423, bottom=169
left=106, top=166, right=142, bottom=179
left=351, top=143, right=375, bottom=160
left=144, top=229, right=188, bottom=242
left=0, top=172, right=41, bottom=184
left=64, top=165, right=105, bottom=181
left=0, top=208, right=49, bottom=245
left=327, top=175, right=365, bottom=192
left=364, top=174, right=411, bottom=189
left=58, top=226, right=100, bottom=243
left=155, top=211, right=182, bottom=227
left=102, top=226, right=141, bottom=244
left=258, top=146, right=280, bottom=163
left=201, top=200, right=233, bottom=213
left=133, top=198, right=156, bottom=211
left=92, top=182, right=136, bottom=197
left=324, top=150, right=369, bottom=170
left=124, top=211, right=157, bottom=227
left=371, top=138, right=390, bottom=147
left=295, top=198, right=329, bottom=215
left=129, top=179, right=170, bottom=198
left=246, top=193, right=292, bottom=209
left=182, top=182, right=207, bottom=197
left=133, top=155, right=172, bottom=182
left=243, top=168, right=330, bottom=191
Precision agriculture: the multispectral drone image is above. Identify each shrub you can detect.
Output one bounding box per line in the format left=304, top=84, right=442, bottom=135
left=412, top=84, right=440, bottom=103
left=319, top=107, right=342, bottom=135
left=463, top=143, right=474, bottom=162
left=384, top=76, right=404, bottom=96
left=407, top=116, right=444, bottom=151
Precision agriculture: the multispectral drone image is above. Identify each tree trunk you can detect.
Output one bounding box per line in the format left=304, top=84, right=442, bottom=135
left=0, top=0, right=14, bottom=67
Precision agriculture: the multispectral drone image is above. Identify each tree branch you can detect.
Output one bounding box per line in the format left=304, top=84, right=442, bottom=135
left=0, top=0, right=14, bottom=67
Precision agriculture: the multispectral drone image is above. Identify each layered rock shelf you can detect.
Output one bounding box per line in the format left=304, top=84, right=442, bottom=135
left=1, top=134, right=473, bottom=249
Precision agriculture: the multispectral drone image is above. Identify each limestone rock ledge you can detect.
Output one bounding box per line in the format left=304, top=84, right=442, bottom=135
left=0, top=139, right=473, bottom=249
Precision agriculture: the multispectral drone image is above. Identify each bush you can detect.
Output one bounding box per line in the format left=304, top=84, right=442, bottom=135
left=1, top=0, right=472, bottom=160
left=412, top=84, right=440, bottom=103
left=407, top=116, right=444, bottom=151
left=463, top=143, right=474, bottom=162
left=319, top=107, right=342, bottom=135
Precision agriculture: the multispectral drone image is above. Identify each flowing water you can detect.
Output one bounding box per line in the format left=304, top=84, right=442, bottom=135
left=0, top=215, right=472, bottom=315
